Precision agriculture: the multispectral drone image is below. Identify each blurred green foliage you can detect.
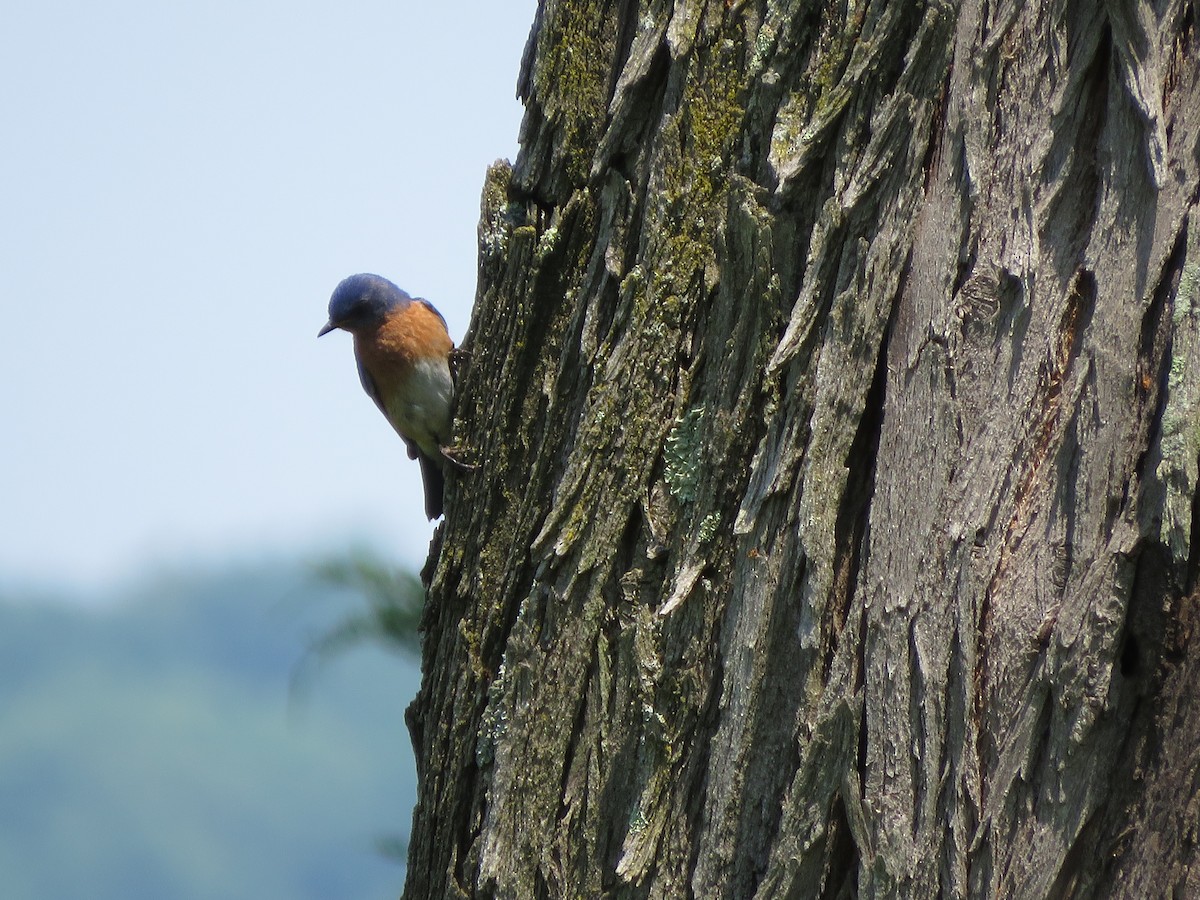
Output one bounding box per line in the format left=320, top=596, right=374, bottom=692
left=309, top=549, right=424, bottom=657
left=0, top=554, right=422, bottom=900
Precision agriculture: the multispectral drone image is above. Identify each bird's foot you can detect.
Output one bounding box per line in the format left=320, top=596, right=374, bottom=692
left=440, top=444, right=477, bottom=472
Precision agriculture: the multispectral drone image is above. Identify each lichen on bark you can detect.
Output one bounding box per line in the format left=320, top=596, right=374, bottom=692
left=403, top=2, right=1200, bottom=898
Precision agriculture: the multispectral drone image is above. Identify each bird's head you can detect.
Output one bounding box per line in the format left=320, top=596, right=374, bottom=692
left=318, top=273, right=411, bottom=337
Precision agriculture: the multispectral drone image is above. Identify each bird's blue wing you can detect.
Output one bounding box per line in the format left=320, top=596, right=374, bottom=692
left=356, top=357, right=387, bottom=415
left=358, top=357, right=420, bottom=460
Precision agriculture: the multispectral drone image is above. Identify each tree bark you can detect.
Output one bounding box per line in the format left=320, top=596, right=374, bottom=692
left=403, top=1, right=1200, bottom=897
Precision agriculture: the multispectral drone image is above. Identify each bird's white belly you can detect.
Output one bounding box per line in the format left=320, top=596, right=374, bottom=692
left=385, top=357, right=453, bottom=457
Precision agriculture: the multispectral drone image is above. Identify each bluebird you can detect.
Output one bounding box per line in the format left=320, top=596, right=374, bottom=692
left=319, top=273, right=467, bottom=519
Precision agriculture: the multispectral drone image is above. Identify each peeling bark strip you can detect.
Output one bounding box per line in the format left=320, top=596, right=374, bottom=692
left=403, top=2, right=1200, bottom=898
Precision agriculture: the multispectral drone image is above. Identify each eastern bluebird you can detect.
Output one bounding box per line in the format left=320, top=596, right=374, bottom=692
left=319, top=273, right=466, bottom=519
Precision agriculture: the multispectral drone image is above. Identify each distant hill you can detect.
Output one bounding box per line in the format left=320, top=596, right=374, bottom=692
left=0, top=556, right=423, bottom=900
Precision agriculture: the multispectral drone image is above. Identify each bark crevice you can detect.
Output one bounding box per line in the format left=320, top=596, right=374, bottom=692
left=402, top=2, right=1200, bottom=897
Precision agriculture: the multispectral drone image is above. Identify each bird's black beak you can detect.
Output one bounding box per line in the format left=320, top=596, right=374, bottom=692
left=317, top=320, right=337, bottom=337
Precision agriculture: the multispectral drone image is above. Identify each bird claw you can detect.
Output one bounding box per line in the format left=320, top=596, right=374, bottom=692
left=440, top=445, right=477, bottom=472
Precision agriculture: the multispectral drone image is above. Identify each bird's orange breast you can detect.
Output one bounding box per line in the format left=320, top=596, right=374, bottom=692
left=355, top=301, right=453, bottom=380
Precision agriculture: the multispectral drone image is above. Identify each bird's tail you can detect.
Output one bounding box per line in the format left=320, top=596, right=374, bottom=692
left=418, top=453, right=446, bottom=520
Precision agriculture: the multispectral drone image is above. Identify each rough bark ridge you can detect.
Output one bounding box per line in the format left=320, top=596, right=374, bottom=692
left=403, top=1, right=1200, bottom=897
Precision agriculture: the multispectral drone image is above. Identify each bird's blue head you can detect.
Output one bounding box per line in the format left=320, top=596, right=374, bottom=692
left=318, top=273, right=411, bottom=337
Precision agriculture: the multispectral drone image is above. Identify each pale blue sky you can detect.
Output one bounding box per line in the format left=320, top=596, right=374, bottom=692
left=1, top=1, right=538, bottom=589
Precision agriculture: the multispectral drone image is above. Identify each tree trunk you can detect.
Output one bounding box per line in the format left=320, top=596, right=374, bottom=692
left=403, top=1, right=1200, bottom=897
